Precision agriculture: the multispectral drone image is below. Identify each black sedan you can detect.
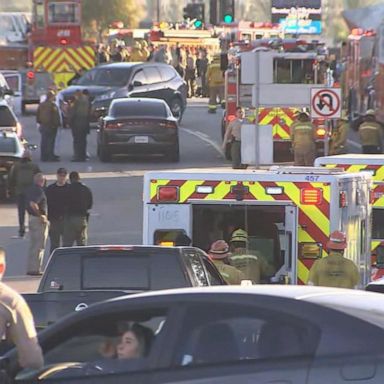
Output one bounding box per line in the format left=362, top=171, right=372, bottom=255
left=97, top=98, right=179, bottom=162
left=4, top=286, right=384, bottom=383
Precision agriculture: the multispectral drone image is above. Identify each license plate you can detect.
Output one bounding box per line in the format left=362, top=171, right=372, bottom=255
left=134, top=136, right=149, bottom=143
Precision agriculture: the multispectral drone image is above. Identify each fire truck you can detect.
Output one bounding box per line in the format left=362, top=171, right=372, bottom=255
left=29, top=0, right=95, bottom=90
left=315, top=154, right=384, bottom=281
left=223, top=39, right=331, bottom=162
left=143, top=167, right=372, bottom=287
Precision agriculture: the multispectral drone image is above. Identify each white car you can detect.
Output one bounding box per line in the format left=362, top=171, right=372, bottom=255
left=0, top=99, right=22, bottom=137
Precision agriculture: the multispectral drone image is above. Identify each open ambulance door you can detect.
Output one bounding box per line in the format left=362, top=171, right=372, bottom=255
left=144, top=204, right=192, bottom=246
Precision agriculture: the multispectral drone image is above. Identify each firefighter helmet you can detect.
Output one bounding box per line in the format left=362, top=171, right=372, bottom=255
left=230, top=229, right=248, bottom=243
left=327, top=230, right=347, bottom=250
left=208, top=240, right=230, bottom=259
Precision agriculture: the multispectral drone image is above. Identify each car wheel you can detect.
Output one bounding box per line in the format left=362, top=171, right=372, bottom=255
left=98, top=145, right=111, bottom=162
left=170, top=98, right=183, bottom=122
left=167, top=146, right=180, bottom=162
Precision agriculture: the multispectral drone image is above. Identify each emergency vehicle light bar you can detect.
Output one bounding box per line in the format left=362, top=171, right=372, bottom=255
left=157, top=186, right=179, bottom=202
left=265, top=186, right=284, bottom=195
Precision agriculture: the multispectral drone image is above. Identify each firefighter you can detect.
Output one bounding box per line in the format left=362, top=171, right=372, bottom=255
left=307, top=230, right=360, bottom=289
left=206, top=54, right=224, bottom=113
left=129, top=42, right=145, bottom=62
left=329, top=110, right=349, bottom=155
left=358, top=109, right=382, bottom=154
left=229, top=229, right=273, bottom=284
left=290, top=111, right=316, bottom=166
left=207, top=240, right=245, bottom=285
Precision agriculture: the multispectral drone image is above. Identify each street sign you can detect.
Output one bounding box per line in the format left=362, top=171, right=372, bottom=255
left=310, top=88, right=341, bottom=119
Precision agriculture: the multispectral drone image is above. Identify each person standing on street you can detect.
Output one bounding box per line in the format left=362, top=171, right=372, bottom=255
left=36, top=90, right=61, bottom=162
left=290, top=111, right=316, bottom=166
left=222, top=107, right=246, bottom=169
left=25, top=173, right=49, bottom=276
left=45, top=168, right=69, bottom=253
left=329, top=110, right=349, bottom=155
left=207, top=54, right=224, bottom=113
left=184, top=50, right=196, bottom=98
left=8, top=150, right=40, bottom=237
left=0, top=248, right=44, bottom=370
left=207, top=240, right=245, bottom=285
left=358, top=109, right=383, bottom=154
left=70, top=89, right=91, bottom=162
left=63, top=171, right=93, bottom=247
left=307, top=230, right=360, bottom=289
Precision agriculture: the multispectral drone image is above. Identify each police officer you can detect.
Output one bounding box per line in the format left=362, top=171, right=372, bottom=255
left=207, top=54, right=224, bottom=113
left=46, top=167, right=69, bottom=253
left=229, top=229, right=273, bottom=284
left=8, top=150, right=41, bottom=237
left=307, top=230, right=360, bottom=289
left=358, top=109, right=382, bottom=154
left=36, top=90, right=61, bottom=162
left=0, top=248, right=44, bottom=370
left=290, top=111, right=316, bottom=166
left=207, top=240, right=245, bottom=285
left=222, top=106, right=246, bottom=169
left=63, top=171, right=93, bottom=247
left=329, top=110, right=349, bottom=155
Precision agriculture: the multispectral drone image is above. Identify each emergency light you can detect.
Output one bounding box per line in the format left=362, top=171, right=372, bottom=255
left=195, top=186, right=214, bottom=194
left=26, top=71, right=35, bottom=80
left=60, top=38, right=68, bottom=45
left=339, top=191, right=347, bottom=207
left=157, top=186, right=179, bottom=202
left=300, top=188, right=322, bottom=205
left=265, top=186, right=283, bottom=195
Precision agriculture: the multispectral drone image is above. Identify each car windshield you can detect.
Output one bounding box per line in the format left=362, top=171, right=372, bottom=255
left=0, top=106, right=16, bottom=127
left=77, top=67, right=132, bottom=87
left=0, top=137, right=16, bottom=152
left=111, top=102, right=167, bottom=117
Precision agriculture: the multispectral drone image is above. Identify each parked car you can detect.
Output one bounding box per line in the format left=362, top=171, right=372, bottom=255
left=0, top=99, right=22, bottom=137
left=58, top=62, right=187, bottom=122
left=3, top=286, right=384, bottom=383
left=97, top=98, right=179, bottom=162
left=22, top=245, right=226, bottom=329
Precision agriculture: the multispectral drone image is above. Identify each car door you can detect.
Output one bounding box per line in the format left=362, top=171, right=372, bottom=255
left=13, top=302, right=179, bottom=384
left=153, top=300, right=319, bottom=384
left=2, top=72, right=22, bottom=115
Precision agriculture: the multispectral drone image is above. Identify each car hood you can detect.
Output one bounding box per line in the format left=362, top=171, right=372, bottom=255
left=59, top=85, right=118, bottom=100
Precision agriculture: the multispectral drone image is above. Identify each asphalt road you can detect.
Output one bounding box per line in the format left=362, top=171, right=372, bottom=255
left=0, top=98, right=228, bottom=283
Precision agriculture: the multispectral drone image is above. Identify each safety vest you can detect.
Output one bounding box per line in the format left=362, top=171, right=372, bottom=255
left=212, top=259, right=244, bottom=285
left=359, top=122, right=381, bottom=146
left=229, top=252, right=262, bottom=283
left=207, top=63, right=224, bottom=87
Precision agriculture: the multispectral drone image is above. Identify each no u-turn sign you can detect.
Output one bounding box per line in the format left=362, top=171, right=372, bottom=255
left=310, top=88, right=342, bottom=119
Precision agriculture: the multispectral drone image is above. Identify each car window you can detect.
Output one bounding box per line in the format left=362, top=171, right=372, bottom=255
left=77, top=67, right=132, bottom=87
left=175, top=303, right=320, bottom=367
left=16, top=309, right=168, bottom=380
left=110, top=101, right=167, bottom=117
left=182, top=250, right=209, bottom=286
left=0, top=136, right=17, bottom=152
left=159, top=66, right=176, bottom=82
left=143, top=67, right=162, bottom=83
left=132, top=70, right=147, bottom=85
left=0, top=106, right=16, bottom=127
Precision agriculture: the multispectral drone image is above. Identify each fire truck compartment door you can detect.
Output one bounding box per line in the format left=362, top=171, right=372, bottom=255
left=146, top=204, right=191, bottom=245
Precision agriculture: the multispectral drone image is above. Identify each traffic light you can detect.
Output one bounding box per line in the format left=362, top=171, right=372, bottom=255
left=219, top=0, right=235, bottom=23
left=183, top=3, right=205, bottom=28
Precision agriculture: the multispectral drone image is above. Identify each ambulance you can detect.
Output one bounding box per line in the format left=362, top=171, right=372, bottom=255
left=143, top=167, right=372, bottom=287
left=315, top=154, right=384, bottom=280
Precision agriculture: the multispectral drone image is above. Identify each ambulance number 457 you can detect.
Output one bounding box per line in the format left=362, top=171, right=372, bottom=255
left=305, top=176, right=320, bottom=182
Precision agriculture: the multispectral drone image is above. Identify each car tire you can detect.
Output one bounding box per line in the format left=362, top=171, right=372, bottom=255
left=98, top=145, right=111, bottom=162
left=167, top=146, right=180, bottom=162
left=170, top=98, right=183, bottom=123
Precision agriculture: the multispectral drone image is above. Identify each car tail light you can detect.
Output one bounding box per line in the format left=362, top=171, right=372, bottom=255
left=105, top=122, right=122, bottom=129
left=157, top=186, right=179, bottom=202
left=165, top=122, right=177, bottom=129
left=300, top=188, right=322, bottom=205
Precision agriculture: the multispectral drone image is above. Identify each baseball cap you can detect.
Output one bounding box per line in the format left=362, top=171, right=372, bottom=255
left=57, top=167, right=68, bottom=175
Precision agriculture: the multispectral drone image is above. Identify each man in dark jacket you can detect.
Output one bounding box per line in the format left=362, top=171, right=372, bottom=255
left=36, top=91, right=61, bottom=162
left=8, top=150, right=41, bottom=237
left=63, top=172, right=93, bottom=246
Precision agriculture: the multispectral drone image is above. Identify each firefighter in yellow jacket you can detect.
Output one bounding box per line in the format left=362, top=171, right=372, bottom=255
left=129, top=42, right=145, bottom=62
left=329, top=110, right=349, bottom=155
left=290, top=111, right=316, bottom=166
left=207, top=54, right=224, bottom=113
left=358, top=109, right=382, bottom=154
left=207, top=240, right=245, bottom=284
left=307, top=230, right=360, bottom=289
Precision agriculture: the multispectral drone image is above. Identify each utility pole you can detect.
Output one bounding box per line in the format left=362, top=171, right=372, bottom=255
left=157, top=0, right=160, bottom=22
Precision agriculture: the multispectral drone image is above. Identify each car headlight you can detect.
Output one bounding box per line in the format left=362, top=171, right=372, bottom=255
left=95, top=91, right=116, bottom=101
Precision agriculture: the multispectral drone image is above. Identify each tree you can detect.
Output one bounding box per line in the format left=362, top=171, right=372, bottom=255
left=81, top=0, right=144, bottom=31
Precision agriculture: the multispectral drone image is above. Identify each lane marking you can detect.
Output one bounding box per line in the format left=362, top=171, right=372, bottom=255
left=181, top=127, right=223, bottom=156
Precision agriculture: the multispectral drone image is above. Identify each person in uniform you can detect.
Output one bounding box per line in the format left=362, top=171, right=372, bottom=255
left=290, top=111, right=316, bottom=166
left=222, top=106, right=246, bottom=169
left=329, top=110, right=349, bottom=155
left=63, top=171, right=93, bottom=247
left=0, top=248, right=44, bottom=370
left=129, top=42, right=145, bottom=62
left=229, top=229, right=274, bottom=284
left=206, top=54, right=224, bottom=113
left=45, top=168, right=69, bottom=253
left=307, top=230, right=360, bottom=289
left=36, top=90, right=61, bottom=162
left=358, top=109, right=382, bottom=154
left=207, top=240, right=245, bottom=285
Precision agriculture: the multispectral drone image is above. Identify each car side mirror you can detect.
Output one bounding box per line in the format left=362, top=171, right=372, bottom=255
left=132, top=80, right=142, bottom=87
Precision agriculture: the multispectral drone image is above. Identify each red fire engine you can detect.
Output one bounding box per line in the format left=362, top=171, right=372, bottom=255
left=30, top=0, right=95, bottom=88
left=222, top=38, right=330, bottom=162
